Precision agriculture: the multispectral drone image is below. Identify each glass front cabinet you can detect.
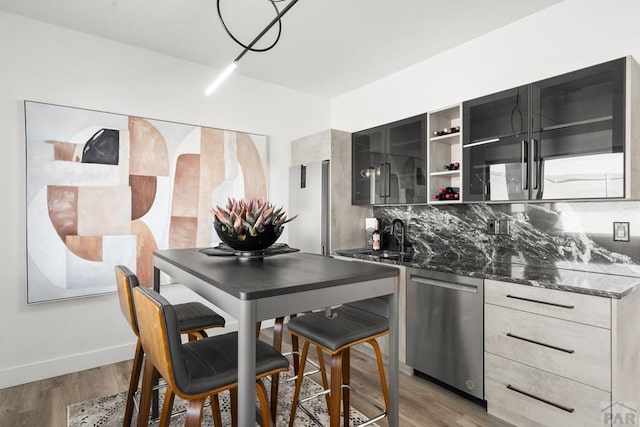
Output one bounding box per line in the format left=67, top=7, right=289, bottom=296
left=352, top=114, right=427, bottom=205
left=463, top=57, right=638, bottom=202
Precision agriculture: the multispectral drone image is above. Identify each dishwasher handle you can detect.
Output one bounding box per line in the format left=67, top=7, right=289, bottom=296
left=410, top=276, right=479, bottom=294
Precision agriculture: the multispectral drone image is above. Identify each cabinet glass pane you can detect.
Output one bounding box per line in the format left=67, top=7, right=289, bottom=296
left=352, top=127, right=384, bottom=204
left=532, top=126, right=624, bottom=199
left=535, top=69, right=616, bottom=131
left=531, top=58, right=625, bottom=200
left=463, top=135, right=527, bottom=201
left=387, top=116, right=427, bottom=204
left=466, top=86, right=529, bottom=143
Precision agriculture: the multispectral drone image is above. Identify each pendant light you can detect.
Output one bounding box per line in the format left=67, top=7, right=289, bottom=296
left=205, top=0, right=301, bottom=95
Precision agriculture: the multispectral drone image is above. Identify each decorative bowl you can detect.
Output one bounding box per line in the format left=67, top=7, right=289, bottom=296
left=211, top=197, right=296, bottom=252
left=213, top=219, right=283, bottom=252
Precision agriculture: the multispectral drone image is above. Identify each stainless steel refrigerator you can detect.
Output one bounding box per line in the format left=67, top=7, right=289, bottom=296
left=288, top=160, right=330, bottom=255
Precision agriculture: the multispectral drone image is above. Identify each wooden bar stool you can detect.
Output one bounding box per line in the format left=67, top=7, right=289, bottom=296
left=133, top=286, right=289, bottom=427
left=256, top=315, right=328, bottom=424
left=115, top=265, right=226, bottom=426
left=287, top=302, right=390, bottom=427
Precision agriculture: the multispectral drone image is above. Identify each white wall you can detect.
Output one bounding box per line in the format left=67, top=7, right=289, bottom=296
left=0, top=11, right=330, bottom=388
left=331, top=0, right=640, bottom=131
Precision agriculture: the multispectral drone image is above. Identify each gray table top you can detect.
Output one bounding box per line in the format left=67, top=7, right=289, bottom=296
left=154, top=249, right=399, bottom=300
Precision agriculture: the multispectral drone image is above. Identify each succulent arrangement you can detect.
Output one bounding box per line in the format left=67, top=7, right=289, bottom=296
left=211, top=197, right=297, bottom=241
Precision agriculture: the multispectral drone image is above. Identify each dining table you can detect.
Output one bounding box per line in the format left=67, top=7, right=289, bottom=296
left=153, top=248, right=400, bottom=427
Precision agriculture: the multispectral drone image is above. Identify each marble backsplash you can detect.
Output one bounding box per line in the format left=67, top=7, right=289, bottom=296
left=373, top=201, right=640, bottom=277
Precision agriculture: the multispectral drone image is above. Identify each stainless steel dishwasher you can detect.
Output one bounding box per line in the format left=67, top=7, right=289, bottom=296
left=406, top=267, right=484, bottom=400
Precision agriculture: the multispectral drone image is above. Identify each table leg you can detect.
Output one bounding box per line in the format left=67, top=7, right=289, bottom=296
left=388, top=286, right=399, bottom=427
left=238, top=300, right=257, bottom=427
left=270, top=317, right=285, bottom=424
left=152, top=266, right=161, bottom=420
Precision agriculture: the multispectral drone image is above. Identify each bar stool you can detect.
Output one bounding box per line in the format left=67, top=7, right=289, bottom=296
left=256, top=315, right=327, bottom=424
left=115, top=265, right=226, bottom=427
left=133, top=286, right=289, bottom=427
left=287, top=301, right=390, bottom=427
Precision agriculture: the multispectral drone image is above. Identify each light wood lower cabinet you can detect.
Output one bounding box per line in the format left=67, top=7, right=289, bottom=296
left=485, top=279, right=640, bottom=427
left=485, top=303, right=611, bottom=391
left=486, top=353, right=611, bottom=427
left=484, top=278, right=611, bottom=328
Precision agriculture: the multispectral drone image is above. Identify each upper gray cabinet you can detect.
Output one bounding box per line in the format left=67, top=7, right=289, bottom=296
left=352, top=114, right=427, bottom=205
left=463, top=56, right=640, bottom=202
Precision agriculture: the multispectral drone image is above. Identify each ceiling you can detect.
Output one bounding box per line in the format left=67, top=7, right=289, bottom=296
left=0, top=0, right=562, bottom=98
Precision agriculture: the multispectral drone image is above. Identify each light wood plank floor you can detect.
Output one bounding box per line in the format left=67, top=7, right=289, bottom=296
left=0, top=329, right=509, bottom=427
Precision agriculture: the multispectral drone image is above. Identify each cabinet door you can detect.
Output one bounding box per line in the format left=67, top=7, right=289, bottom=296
left=464, top=85, right=529, bottom=144
left=386, top=114, right=427, bottom=204
left=530, top=58, right=625, bottom=200
left=352, top=125, right=385, bottom=204
left=463, top=135, right=529, bottom=201
left=463, top=86, right=530, bottom=201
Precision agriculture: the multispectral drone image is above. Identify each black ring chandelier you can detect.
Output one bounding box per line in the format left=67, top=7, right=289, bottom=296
left=205, top=0, right=301, bottom=95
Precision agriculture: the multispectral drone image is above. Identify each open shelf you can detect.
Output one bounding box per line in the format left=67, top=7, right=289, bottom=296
left=430, top=132, right=461, bottom=143
left=428, top=104, right=462, bottom=203
left=429, top=199, right=462, bottom=204
left=430, top=170, right=460, bottom=177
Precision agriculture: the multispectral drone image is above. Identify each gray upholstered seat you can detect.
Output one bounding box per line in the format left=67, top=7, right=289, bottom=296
left=177, top=331, right=290, bottom=395
left=286, top=304, right=388, bottom=352
left=174, top=301, right=226, bottom=333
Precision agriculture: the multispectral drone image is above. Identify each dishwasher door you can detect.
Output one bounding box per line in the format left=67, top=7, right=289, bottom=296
left=406, top=268, right=484, bottom=400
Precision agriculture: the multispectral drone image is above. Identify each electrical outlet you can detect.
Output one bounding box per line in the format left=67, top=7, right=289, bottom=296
left=487, top=219, right=497, bottom=235
left=613, top=222, right=630, bottom=242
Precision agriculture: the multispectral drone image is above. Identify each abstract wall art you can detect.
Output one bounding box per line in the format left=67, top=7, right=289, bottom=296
left=25, top=101, right=268, bottom=303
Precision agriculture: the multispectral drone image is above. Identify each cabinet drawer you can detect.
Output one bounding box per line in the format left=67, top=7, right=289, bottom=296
left=485, top=353, right=610, bottom=427
left=485, top=279, right=611, bottom=328
left=485, top=304, right=611, bottom=391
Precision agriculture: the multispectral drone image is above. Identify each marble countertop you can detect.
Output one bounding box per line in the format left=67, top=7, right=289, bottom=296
left=333, top=248, right=640, bottom=299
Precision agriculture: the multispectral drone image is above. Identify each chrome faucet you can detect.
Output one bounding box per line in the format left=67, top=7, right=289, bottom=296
left=391, top=219, right=405, bottom=255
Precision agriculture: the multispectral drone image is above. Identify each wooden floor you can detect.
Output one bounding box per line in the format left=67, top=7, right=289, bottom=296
left=0, top=329, right=509, bottom=427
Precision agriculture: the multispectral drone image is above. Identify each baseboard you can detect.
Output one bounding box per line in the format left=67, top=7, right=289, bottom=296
left=0, top=341, right=137, bottom=389
left=0, top=318, right=277, bottom=390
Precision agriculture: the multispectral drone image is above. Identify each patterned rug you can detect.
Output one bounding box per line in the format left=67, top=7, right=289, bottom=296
left=67, top=370, right=379, bottom=426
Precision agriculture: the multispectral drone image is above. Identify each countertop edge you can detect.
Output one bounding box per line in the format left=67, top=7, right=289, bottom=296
left=333, top=250, right=640, bottom=299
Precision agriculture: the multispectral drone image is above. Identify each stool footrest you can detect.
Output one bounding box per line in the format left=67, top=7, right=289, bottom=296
left=296, top=382, right=387, bottom=427
left=299, top=388, right=330, bottom=404
left=279, top=350, right=321, bottom=383
left=342, top=383, right=386, bottom=413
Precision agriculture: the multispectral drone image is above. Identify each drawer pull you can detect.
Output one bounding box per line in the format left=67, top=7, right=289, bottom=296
left=506, top=384, right=575, bottom=413
left=506, top=294, right=575, bottom=309
left=506, top=333, right=575, bottom=354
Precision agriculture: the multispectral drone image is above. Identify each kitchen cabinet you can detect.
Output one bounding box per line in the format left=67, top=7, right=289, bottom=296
left=463, top=56, right=640, bottom=202
left=484, top=279, right=640, bottom=426
left=352, top=114, right=427, bottom=205
left=427, top=104, right=462, bottom=203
